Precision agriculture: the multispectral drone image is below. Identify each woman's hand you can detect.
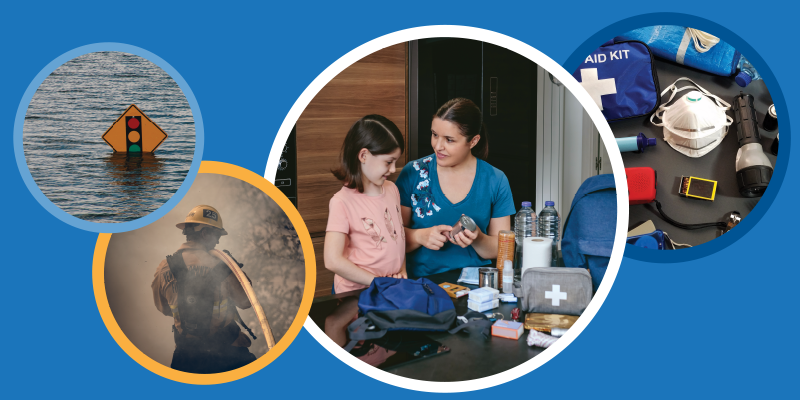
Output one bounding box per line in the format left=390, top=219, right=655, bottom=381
left=449, top=224, right=482, bottom=248
left=414, top=225, right=453, bottom=251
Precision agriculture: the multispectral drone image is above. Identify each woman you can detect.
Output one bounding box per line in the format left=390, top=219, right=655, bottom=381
left=397, top=98, right=516, bottom=280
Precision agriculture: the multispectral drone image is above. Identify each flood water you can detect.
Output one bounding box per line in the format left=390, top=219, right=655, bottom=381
left=23, top=51, right=195, bottom=223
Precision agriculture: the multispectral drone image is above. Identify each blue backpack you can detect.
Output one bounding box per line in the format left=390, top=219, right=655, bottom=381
left=344, top=277, right=490, bottom=351
left=562, top=175, right=617, bottom=291
left=572, top=39, right=660, bottom=122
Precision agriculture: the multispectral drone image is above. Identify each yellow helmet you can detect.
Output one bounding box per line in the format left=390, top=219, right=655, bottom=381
left=176, top=205, right=228, bottom=235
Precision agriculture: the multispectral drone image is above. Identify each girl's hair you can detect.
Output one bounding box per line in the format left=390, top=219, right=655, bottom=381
left=434, top=98, right=489, bottom=160
left=332, top=114, right=405, bottom=193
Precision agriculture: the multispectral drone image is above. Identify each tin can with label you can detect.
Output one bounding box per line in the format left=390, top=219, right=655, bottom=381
left=478, top=267, right=499, bottom=290
left=450, top=215, right=477, bottom=240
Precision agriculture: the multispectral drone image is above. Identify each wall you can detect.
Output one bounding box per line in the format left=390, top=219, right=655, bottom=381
left=295, top=43, right=408, bottom=297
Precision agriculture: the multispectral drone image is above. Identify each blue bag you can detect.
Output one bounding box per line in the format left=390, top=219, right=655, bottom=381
left=573, top=39, right=660, bottom=122
left=616, top=26, right=741, bottom=77
left=344, top=277, right=490, bottom=351
left=562, top=174, right=617, bottom=291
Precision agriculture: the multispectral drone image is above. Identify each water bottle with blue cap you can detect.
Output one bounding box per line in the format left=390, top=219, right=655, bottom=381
left=735, top=56, right=761, bottom=88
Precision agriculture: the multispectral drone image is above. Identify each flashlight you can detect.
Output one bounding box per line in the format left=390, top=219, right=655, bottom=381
left=733, top=92, right=772, bottom=197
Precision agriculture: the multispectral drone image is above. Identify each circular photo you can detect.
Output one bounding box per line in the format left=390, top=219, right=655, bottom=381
left=571, top=25, right=780, bottom=250
left=94, top=162, right=313, bottom=384
left=21, top=50, right=197, bottom=226
left=268, top=27, right=625, bottom=390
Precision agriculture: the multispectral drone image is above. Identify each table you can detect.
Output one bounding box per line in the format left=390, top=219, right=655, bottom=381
left=613, top=58, right=777, bottom=247
left=309, top=278, right=549, bottom=382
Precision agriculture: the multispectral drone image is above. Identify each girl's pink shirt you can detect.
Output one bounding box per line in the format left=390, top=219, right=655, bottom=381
left=326, top=181, right=406, bottom=293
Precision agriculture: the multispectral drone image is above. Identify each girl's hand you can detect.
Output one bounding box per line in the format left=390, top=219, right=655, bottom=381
left=386, top=272, right=406, bottom=279
left=415, top=225, right=453, bottom=251
left=449, top=225, right=481, bottom=248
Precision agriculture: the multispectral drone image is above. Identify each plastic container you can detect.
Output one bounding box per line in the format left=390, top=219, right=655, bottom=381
left=537, top=201, right=560, bottom=267
left=735, top=56, right=762, bottom=88
left=513, top=201, right=536, bottom=283
left=496, top=230, right=515, bottom=292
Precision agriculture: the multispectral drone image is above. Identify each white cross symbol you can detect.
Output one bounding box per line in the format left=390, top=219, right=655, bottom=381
left=545, top=284, right=567, bottom=306
left=579, top=68, right=616, bottom=110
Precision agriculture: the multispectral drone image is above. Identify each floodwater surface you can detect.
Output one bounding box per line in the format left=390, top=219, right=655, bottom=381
left=23, top=51, right=195, bottom=223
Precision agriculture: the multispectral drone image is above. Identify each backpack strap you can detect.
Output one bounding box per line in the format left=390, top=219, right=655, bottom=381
left=448, top=311, right=492, bottom=340
left=344, top=316, right=388, bottom=352
left=165, top=249, right=188, bottom=281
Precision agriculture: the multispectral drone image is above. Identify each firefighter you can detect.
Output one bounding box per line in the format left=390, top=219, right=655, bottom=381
left=152, top=205, right=257, bottom=373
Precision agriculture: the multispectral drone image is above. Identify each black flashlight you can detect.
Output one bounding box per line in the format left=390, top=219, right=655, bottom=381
left=733, top=92, right=772, bottom=198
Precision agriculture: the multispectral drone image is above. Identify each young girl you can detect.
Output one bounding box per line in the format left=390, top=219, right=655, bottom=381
left=325, top=115, right=407, bottom=294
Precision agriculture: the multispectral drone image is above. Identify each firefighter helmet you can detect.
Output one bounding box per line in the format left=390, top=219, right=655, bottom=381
left=176, top=205, right=228, bottom=235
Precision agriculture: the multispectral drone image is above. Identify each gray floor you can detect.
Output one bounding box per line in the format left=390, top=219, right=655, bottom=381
left=613, top=58, right=777, bottom=247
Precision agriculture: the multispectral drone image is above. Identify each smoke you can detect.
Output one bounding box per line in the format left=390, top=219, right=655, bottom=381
left=105, top=173, right=305, bottom=367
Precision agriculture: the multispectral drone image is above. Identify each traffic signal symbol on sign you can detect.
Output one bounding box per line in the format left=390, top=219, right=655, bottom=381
left=102, top=104, right=168, bottom=153
left=126, top=116, right=142, bottom=152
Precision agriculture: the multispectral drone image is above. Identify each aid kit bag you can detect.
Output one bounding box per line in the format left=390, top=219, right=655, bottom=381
left=344, top=277, right=457, bottom=351
left=513, top=267, right=592, bottom=316
left=561, top=174, right=616, bottom=290
left=616, top=26, right=741, bottom=77
left=572, top=39, right=660, bottom=121
left=651, top=77, right=733, bottom=158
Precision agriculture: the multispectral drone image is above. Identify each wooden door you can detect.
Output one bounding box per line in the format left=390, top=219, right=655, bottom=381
left=296, top=43, right=408, bottom=296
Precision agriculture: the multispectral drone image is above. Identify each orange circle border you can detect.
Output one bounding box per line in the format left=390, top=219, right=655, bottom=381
left=92, top=161, right=316, bottom=385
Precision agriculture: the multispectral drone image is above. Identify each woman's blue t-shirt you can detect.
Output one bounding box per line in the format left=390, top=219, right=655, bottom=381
left=396, top=155, right=516, bottom=277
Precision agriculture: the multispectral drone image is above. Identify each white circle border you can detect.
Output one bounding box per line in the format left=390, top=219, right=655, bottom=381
left=264, top=25, right=628, bottom=393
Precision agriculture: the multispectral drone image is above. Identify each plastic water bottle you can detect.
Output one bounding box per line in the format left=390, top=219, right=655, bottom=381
left=513, top=201, right=536, bottom=282
left=537, top=201, right=560, bottom=267
left=735, top=56, right=761, bottom=88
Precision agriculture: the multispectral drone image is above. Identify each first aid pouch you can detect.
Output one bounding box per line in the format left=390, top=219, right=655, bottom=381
left=513, top=267, right=592, bottom=316
left=573, top=39, right=660, bottom=122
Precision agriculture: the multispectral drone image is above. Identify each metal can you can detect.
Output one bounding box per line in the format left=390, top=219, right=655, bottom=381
left=478, top=267, right=499, bottom=289
left=450, top=215, right=477, bottom=240
left=763, top=104, right=778, bottom=132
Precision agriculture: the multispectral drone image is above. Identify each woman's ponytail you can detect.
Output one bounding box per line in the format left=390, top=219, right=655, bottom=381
left=471, top=122, right=489, bottom=160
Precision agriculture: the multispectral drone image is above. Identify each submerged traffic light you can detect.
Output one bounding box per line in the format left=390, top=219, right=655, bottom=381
left=126, top=116, right=142, bottom=153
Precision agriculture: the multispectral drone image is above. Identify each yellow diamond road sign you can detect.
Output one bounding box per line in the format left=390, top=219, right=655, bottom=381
left=102, top=104, right=168, bottom=153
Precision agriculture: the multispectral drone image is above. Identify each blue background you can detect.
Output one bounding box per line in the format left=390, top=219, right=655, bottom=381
left=2, top=1, right=796, bottom=398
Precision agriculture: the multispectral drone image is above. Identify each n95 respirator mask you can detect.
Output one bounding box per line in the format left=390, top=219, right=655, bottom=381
left=650, top=77, right=733, bottom=158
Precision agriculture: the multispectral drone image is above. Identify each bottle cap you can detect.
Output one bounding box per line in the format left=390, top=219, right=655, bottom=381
left=735, top=71, right=752, bottom=87
left=521, top=201, right=531, bottom=207
left=545, top=201, right=554, bottom=206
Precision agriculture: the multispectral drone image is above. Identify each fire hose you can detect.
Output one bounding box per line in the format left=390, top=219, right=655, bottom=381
left=211, top=249, right=276, bottom=350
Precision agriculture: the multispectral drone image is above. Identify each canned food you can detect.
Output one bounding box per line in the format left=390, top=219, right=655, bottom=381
left=479, top=267, right=499, bottom=289
left=450, top=215, right=477, bottom=240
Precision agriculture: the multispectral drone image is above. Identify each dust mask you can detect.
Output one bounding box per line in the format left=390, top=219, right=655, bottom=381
left=651, top=77, right=733, bottom=158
